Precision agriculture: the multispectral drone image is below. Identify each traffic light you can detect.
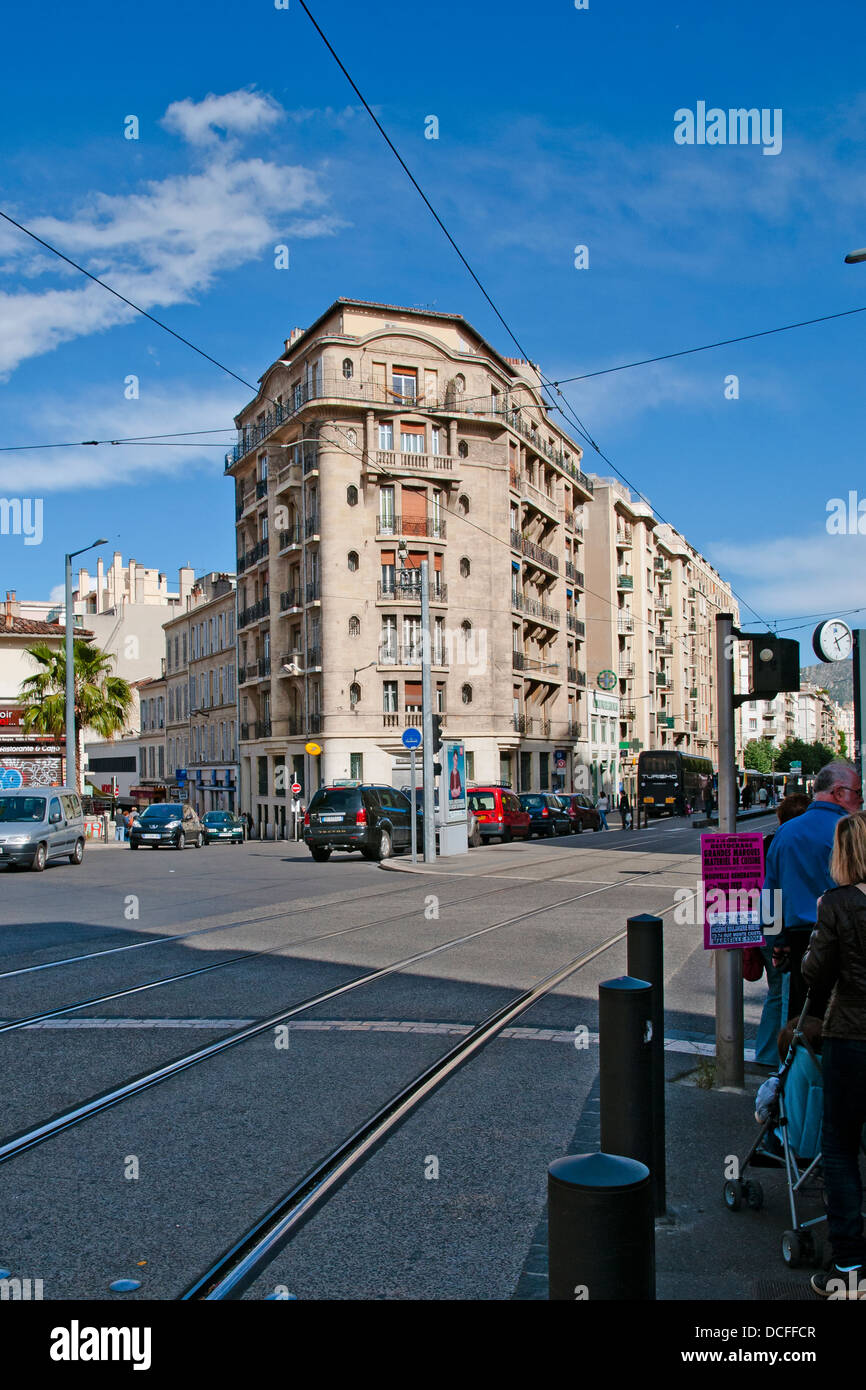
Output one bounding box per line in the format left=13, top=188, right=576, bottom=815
left=748, top=634, right=800, bottom=699
left=432, top=714, right=443, bottom=777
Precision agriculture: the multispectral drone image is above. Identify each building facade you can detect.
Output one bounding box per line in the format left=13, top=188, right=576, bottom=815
left=226, top=299, right=595, bottom=833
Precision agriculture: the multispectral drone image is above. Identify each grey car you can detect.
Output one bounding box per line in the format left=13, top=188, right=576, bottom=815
left=0, top=788, right=86, bottom=871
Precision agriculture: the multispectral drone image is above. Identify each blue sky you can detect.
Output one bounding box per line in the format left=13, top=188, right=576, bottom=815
left=1, top=0, right=865, bottom=660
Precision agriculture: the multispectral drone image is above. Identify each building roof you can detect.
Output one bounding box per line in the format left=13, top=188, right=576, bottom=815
left=0, top=618, right=94, bottom=638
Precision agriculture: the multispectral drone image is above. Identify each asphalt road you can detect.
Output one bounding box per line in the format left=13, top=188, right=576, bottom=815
left=0, top=816, right=777, bottom=1300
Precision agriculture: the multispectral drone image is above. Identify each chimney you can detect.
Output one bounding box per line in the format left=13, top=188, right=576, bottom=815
left=289, top=326, right=305, bottom=346
left=96, top=556, right=104, bottom=613
left=4, top=590, right=18, bottom=628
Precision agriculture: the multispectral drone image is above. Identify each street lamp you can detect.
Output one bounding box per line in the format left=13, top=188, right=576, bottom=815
left=65, top=539, right=107, bottom=791
left=844, top=248, right=866, bottom=264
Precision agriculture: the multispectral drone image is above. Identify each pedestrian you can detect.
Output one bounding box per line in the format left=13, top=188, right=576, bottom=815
left=703, top=780, right=713, bottom=818
left=757, top=783, right=768, bottom=807
left=596, top=791, right=609, bottom=830
left=743, top=782, right=753, bottom=811
left=803, top=811, right=866, bottom=1295
left=113, top=804, right=126, bottom=842
left=618, top=789, right=631, bottom=830
left=753, top=794, right=810, bottom=1066
left=763, top=761, right=863, bottom=1022
left=125, top=809, right=136, bottom=837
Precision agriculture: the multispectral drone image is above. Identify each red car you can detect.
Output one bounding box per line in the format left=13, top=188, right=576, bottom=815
left=467, top=786, right=531, bottom=843
left=563, top=793, right=603, bottom=832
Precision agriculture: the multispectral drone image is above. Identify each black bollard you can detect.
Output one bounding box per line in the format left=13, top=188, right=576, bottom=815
left=548, top=1152, right=654, bottom=1300
left=627, top=915, right=666, bottom=1215
left=599, top=976, right=654, bottom=1178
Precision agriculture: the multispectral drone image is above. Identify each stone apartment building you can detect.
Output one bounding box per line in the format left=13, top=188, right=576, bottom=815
left=226, top=297, right=595, bottom=833
left=584, top=479, right=740, bottom=796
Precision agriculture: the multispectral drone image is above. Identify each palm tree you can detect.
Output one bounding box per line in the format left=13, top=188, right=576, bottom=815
left=19, top=641, right=134, bottom=794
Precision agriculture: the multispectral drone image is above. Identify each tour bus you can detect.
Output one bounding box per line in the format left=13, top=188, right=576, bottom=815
left=637, top=750, right=715, bottom=817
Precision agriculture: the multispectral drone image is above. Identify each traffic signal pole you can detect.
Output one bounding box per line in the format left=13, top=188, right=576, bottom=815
left=420, top=561, right=436, bottom=863
left=715, top=612, right=744, bottom=1089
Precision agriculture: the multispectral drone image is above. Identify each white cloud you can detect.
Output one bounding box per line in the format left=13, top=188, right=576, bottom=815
left=0, top=386, right=243, bottom=492
left=161, top=89, right=283, bottom=145
left=710, top=531, right=866, bottom=618
left=0, top=90, right=345, bottom=377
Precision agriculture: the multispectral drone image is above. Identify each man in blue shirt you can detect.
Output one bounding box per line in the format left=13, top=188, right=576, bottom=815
left=763, top=761, right=862, bottom=1019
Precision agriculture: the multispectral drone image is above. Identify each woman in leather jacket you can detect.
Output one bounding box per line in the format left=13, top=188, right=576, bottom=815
left=802, top=811, right=866, bottom=1295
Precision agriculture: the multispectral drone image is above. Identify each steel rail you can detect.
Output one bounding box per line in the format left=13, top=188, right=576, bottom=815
left=181, top=928, right=629, bottom=1300
left=0, top=866, right=681, bottom=1166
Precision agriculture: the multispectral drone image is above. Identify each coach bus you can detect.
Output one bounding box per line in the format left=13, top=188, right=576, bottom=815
left=637, top=750, right=716, bottom=817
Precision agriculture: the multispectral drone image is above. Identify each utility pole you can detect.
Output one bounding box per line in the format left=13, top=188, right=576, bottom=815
left=715, top=612, right=743, bottom=1088
left=420, top=560, right=436, bottom=862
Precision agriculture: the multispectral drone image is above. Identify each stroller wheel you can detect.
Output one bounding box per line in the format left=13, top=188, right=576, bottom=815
left=744, top=1180, right=764, bottom=1211
left=782, top=1230, right=805, bottom=1267
left=723, top=1179, right=743, bottom=1211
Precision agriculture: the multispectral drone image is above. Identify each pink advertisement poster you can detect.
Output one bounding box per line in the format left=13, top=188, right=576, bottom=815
left=701, top=832, right=766, bottom=950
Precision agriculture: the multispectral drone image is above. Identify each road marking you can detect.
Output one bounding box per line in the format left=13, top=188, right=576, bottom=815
left=9, top=1015, right=750, bottom=1056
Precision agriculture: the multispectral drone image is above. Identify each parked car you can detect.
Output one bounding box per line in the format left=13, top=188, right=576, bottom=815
left=563, top=793, right=603, bottom=833
left=130, top=802, right=204, bottom=850
left=304, top=783, right=421, bottom=862
left=0, top=787, right=85, bottom=871
left=467, top=786, right=531, bottom=843
left=201, top=811, right=244, bottom=845
left=518, top=792, right=573, bottom=837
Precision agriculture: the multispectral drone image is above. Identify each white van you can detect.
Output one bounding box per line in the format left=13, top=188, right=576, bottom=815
left=0, top=787, right=86, bottom=871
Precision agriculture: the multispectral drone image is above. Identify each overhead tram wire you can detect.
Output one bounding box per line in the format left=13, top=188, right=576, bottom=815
left=294, top=1, right=770, bottom=631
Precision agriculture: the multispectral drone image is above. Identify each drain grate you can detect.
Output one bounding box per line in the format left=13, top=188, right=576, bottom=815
left=751, top=1278, right=818, bottom=1300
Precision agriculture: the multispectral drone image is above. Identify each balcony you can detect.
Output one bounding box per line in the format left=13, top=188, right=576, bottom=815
left=617, top=574, right=634, bottom=590
left=512, top=650, right=527, bottom=670
left=521, top=479, right=560, bottom=521
left=378, top=644, right=448, bottom=668
left=658, top=605, right=673, bottom=618
left=566, top=614, right=585, bottom=637
left=517, top=593, right=560, bottom=626
left=510, top=528, right=522, bottom=551
left=655, top=640, right=674, bottom=655
left=375, top=448, right=454, bottom=475
left=657, top=714, right=675, bottom=728
left=618, top=661, right=635, bottom=679
left=568, top=720, right=584, bottom=739
left=305, top=514, right=320, bottom=539
left=277, top=526, right=302, bottom=551
left=520, top=536, right=559, bottom=573
left=308, top=713, right=323, bottom=734
left=528, top=716, right=552, bottom=739
left=567, top=665, right=577, bottom=683
left=617, top=614, right=634, bottom=634
left=306, top=647, right=322, bottom=669
left=255, top=719, right=272, bottom=739
left=377, top=578, right=447, bottom=603
left=513, top=713, right=527, bottom=733
left=656, top=567, right=672, bottom=583
left=256, top=478, right=268, bottom=500
left=564, top=510, right=584, bottom=533
left=238, top=597, right=270, bottom=628
left=688, top=620, right=697, bottom=633
left=382, top=710, right=426, bottom=729
left=376, top=514, right=446, bottom=540
left=689, top=686, right=698, bottom=700
left=280, top=588, right=302, bottom=612
left=239, top=659, right=269, bottom=683
left=656, top=672, right=670, bottom=688
left=278, top=650, right=304, bottom=671
left=240, top=722, right=251, bottom=740
left=616, top=527, right=633, bottom=548
left=574, top=669, right=587, bottom=688
left=305, top=580, right=321, bottom=604
left=623, top=708, right=636, bottom=721
left=236, top=538, right=269, bottom=573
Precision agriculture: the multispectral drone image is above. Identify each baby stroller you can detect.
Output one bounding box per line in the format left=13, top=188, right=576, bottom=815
left=723, top=1001, right=825, bottom=1268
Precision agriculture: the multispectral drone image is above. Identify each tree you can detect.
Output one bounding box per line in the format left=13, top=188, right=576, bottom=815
left=742, top=738, right=776, bottom=773
left=774, top=737, right=836, bottom=775
left=839, top=731, right=849, bottom=759
left=19, top=641, right=134, bottom=793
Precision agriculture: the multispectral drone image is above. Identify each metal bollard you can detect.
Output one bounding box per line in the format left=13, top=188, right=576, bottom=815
left=627, top=915, right=666, bottom=1214
left=599, top=976, right=655, bottom=1178
left=548, top=1152, right=654, bottom=1299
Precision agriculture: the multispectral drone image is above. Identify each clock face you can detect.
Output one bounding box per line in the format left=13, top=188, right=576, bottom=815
left=813, top=620, right=853, bottom=663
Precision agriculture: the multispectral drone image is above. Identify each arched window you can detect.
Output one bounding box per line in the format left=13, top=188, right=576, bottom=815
left=461, top=620, right=472, bottom=635
left=462, top=684, right=473, bottom=705
left=457, top=441, right=469, bottom=459
left=342, top=358, right=354, bottom=379
left=349, top=682, right=361, bottom=708
left=346, top=484, right=358, bottom=506
left=348, top=550, right=359, bottom=571
left=455, top=373, right=466, bottom=392
left=457, top=492, right=470, bottom=513
left=348, top=615, right=360, bottom=637
left=459, top=556, right=471, bottom=578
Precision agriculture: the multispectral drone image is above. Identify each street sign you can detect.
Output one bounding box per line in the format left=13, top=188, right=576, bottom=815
left=619, top=740, right=630, bottom=750
left=402, top=727, right=422, bottom=749
left=790, top=761, right=802, bottom=773
left=305, top=742, right=321, bottom=756
left=291, top=781, right=302, bottom=796
left=176, top=769, right=187, bottom=784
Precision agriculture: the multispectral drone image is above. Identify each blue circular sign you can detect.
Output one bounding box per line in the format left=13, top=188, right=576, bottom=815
left=401, top=727, right=422, bottom=749
left=0, top=768, right=23, bottom=789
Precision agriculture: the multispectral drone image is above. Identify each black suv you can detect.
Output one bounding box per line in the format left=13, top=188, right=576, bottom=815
left=130, top=802, right=204, bottom=850
left=304, top=783, right=421, bottom=862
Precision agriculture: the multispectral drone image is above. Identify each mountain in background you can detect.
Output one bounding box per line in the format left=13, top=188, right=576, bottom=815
left=800, top=661, right=853, bottom=705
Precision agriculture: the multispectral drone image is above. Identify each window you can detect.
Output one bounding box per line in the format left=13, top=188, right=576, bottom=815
left=465, top=751, right=475, bottom=781
left=381, top=615, right=398, bottom=661
left=348, top=616, right=360, bottom=637
left=182, top=632, right=187, bottom=664
left=431, top=426, right=441, bottom=456
left=349, top=684, right=361, bottom=709
left=455, top=373, right=466, bottom=392
left=461, top=620, right=472, bottom=636
left=392, top=368, right=417, bottom=403
left=383, top=681, right=398, bottom=713
left=457, top=493, right=470, bottom=514
left=174, top=636, right=179, bottom=667
left=350, top=752, right=363, bottom=780
left=401, top=426, right=425, bottom=454
left=462, top=684, right=473, bottom=704
left=379, top=485, right=395, bottom=531
left=378, top=420, right=394, bottom=450
left=457, top=441, right=468, bottom=459
left=342, top=357, right=354, bottom=379
left=348, top=550, right=359, bottom=572
left=460, top=556, right=471, bottom=578
left=346, top=485, right=358, bottom=506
